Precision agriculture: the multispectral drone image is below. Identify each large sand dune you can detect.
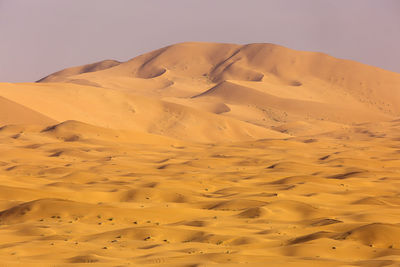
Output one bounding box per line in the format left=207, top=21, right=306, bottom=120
left=1, top=42, right=400, bottom=266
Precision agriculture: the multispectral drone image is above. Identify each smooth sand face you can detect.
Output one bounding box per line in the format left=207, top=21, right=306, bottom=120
left=1, top=42, right=400, bottom=266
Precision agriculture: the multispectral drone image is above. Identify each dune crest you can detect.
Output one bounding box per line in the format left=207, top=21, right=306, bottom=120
left=37, top=59, right=121, bottom=83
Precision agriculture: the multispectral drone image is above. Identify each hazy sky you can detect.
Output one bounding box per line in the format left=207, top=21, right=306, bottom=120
left=0, top=0, right=399, bottom=82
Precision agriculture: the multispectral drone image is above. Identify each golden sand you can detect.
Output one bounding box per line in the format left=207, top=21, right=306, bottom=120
left=1, top=42, right=400, bottom=266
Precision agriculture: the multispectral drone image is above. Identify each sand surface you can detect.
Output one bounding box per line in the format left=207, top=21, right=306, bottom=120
left=1, top=42, right=400, bottom=266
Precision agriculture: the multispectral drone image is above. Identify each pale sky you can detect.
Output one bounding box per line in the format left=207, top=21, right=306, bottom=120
left=0, top=0, right=399, bottom=82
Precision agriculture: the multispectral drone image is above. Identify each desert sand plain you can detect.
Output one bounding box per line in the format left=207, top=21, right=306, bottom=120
left=1, top=42, right=400, bottom=266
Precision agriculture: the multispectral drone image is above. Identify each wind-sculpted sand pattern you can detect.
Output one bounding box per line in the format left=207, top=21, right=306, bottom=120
left=1, top=120, right=400, bottom=266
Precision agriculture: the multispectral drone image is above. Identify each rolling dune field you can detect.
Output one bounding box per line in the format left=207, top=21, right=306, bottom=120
left=1, top=42, right=400, bottom=266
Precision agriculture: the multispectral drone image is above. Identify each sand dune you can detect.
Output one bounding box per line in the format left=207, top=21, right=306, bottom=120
left=1, top=42, right=400, bottom=266
left=36, top=42, right=400, bottom=130
left=0, top=82, right=286, bottom=142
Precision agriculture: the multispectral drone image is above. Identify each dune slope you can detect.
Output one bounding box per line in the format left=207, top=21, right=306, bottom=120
left=0, top=96, right=57, bottom=125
